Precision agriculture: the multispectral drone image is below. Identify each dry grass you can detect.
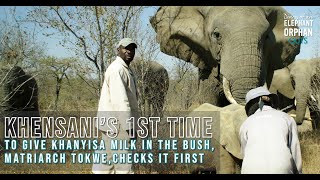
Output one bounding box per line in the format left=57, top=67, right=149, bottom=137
left=0, top=154, right=93, bottom=174
left=0, top=124, right=319, bottom=174
left=0, top=140, right=189, bottom=174
left=0, top=129, right=319, bottom=174
left=299, top=129, right=320, bottom=174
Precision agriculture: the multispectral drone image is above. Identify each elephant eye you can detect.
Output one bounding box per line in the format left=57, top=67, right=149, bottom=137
left=291, top=77, right=296, bottom=89
left=212, top=30, right=221, bottom=40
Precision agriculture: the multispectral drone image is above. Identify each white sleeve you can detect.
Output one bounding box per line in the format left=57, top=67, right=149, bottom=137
left=97, top=71, right=109, bottom=113
left=288, top=118, right=302, bottom=174
left=109, top=69, right=132, bottom=130
left=96, top=71, right=113, bottom=132
left=239, top=122, right=248, bottom=159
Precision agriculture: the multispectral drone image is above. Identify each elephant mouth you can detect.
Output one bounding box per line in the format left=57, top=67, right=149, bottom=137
left=223, top=76, right=238, bottom=104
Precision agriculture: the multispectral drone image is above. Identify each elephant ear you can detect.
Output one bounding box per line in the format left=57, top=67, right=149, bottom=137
left=220, top=104, right=247, bottom=159
left=262, top=6, right=302, bottom=69
left=269, top=67, right=295, bottom=99
left=150, top=6, right=218, bottom=78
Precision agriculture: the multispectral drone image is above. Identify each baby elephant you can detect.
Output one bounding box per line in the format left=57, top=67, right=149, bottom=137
left=183, top=103, right=247, bottom=174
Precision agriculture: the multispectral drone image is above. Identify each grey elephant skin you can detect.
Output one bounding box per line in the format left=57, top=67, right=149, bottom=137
left=270, top=58, right=320, bottom=127
left=183, top=103, right=246, bottom=174
left=0, top=66, right=41, bottom=144
left=130, top=60, right=169, bottom=118
left=150, top=6, right=301, bottom=105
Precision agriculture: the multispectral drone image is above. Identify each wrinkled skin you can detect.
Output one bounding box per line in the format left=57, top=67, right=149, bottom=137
left=150, top=6, right=301, bottom=106
left=196, top=71, right=230, bottom=107
left=185, top=103, right=247, bottom=174
left=270, top=58, right=320, bottom=127
left=130, top=60, right=169, bottom=118
left=0, top=66, right=41, bottom=144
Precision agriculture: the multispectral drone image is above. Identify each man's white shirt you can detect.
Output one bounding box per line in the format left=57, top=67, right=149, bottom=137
left=96, top=56, right=139, bottom=131
left=239, top=105, right=302, bottom=174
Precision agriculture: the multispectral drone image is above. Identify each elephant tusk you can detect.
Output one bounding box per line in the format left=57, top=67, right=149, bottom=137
left=310, top=94, right=316, bottom=102
left=223, top=76, right=238, bottom=104
left=289, top=114, right=312, bottom=121
left=263, top=82, right=268, bottom=89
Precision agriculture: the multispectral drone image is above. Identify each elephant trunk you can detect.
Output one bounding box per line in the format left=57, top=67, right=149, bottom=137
left=221, top=31, right=266, bottom=105
left=295, top=76, right=310, bottom=125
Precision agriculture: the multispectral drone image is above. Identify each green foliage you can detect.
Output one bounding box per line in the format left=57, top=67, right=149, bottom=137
left=26, top=6, right=144, bottom=92
left=36, top=56, right=99, bottom=112
left=165, top=59, right=198, bottom=111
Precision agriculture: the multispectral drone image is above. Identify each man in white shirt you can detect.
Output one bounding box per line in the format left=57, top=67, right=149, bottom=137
left=239, top=86, right=302, bottom=174
left=92, top=38, right=139, bottom=174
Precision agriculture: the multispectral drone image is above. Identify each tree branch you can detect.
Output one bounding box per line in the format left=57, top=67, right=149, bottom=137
left=51, top=7, right=97, bottom=65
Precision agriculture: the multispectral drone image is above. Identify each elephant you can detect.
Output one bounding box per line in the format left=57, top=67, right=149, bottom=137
left=130, top=60, right=169, bottom=118
left=195, top=70, right=230, bottom=107
left=0, top=65, right=41, bottom=145
left=269, top=58, right=320, bottom=127
left=137, top=103, right=245, bottom=174
left=183, top=103, right=247, bottom=174
left=150, top=6, right=302, bottom=106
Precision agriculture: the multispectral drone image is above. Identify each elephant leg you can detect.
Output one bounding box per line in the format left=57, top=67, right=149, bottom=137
left=0, top=118, right=4, bottom=148
left=308, top=99, right=320, bottom=129
left=217, top=145, right=237, bottom=174
left=146, top=99, right=151, bottom=117
left=310, top=110, right=320, bottom=129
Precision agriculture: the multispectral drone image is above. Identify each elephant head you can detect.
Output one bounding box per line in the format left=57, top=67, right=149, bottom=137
left=2, top=66, right=40, bottom=113
left=289, top=59, right=320, bottom=125
left=270, top=58, right=320, bottom=125
left=150, top=6, right=301, bottom=105
left=0, top=65, right=41, bottom=141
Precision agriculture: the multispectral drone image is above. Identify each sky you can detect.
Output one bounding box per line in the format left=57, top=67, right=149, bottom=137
left=49, top=6, right=320, bottom=61
left=1, top=6, right=320, bottom=66
left=284, top=6, right=320, bottom=59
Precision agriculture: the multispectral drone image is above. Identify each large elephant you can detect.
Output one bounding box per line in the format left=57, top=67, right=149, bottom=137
left=0, top=65, right=41, bottom=143
left=130, top=60, right=169, bottom=118
left=150, top=6, right=302, bottom=105
left=269, top=58, right=320, bottom=127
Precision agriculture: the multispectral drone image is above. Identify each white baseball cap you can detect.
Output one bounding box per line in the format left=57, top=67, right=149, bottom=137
left=245, top=86, right=279, bottom=114
left=117, top=38, right=137, bottom=48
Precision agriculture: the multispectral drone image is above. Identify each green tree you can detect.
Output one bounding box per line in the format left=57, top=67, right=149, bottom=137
left=38, top=56, right=73, bottom=111
left=26, top=6, right=145, bottom=98
left=0, top=7, right=45, bottom=68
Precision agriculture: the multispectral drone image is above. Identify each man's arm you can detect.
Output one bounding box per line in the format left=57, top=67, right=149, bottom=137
left=288, top=117, right=302, bottom=174
left=96, top=71, right=116, bottom=132
left=109, top=69, right=132, bottom=130
left=97, top=71, right=110, bottom=113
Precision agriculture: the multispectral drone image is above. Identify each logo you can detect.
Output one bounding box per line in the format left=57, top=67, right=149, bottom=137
left=283, top=13, right=313, bottom=45
left=288, top=37, right=308, bottom=45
